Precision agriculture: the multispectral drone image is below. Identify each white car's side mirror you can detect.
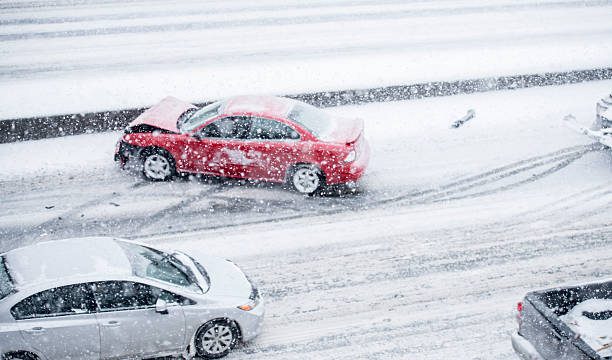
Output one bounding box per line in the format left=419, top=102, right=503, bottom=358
left=155, top=298, right=168, bottom=314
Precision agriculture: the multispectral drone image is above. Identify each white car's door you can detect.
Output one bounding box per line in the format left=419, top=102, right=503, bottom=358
left=11, top=283, right=100, bottom=359
left=93, top=281, right=186, bottom=359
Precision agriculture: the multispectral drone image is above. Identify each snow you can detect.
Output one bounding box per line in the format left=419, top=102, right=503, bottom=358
left=0, top=130, right=119, bottom=180
left=1, top=0, right=612, bottom=119
left=560, top=299, right=612, bottom=357
left=1, top=1, right=612, bottom=358
left=1, top=80, right=611, bottom=358
left=4, top=237, right=131, bottom=287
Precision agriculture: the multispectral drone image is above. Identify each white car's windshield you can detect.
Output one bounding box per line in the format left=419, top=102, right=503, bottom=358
left=0, top=256, right=14, bottom=300
left=180, top=101, right=223, bottom=132
left=287, top=103, right=333, bottom=139
left=117, top=241, right=202, bottom=293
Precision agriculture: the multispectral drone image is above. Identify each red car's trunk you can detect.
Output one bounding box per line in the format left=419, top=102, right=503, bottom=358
left=324, top=117, right=364, bottom=144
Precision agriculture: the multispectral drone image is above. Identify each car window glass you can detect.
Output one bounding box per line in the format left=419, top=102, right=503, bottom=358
left=250, top=117, right=300, bottom=140
left=199, top=116, right=250, bottom=139
left=93, top=281, right=187, bottom=311
left=0, top=256, right=14, bottom=300
left=287, top=103, right=333, bottom=139
left=180, top=101, right=223, bottom=132
left=11, top=283, right=96, bottom=320
left=117, top=241, right=200, bottom=292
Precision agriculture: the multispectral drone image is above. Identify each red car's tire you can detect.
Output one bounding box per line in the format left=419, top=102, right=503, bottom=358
left=141, top=148, right=176, bottom=181
left=289, top=164, right=324, bottom=195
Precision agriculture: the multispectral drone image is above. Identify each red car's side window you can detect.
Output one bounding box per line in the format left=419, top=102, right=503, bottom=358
left=249, top=117, right=300, bottom=140
left=198, top=116, right=251, bottom=139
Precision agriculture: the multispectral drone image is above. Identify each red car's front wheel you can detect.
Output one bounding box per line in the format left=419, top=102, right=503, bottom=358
left=142, top=149, right=176, bottom=181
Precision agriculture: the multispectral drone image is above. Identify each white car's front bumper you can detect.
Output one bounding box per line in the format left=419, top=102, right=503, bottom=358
left=238, top=296, right=265, bottom=342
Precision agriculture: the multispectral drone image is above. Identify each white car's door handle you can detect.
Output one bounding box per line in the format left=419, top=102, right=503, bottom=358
left=24, top=326, right=45, bottom=334
left=102, top=320, right=120, bottom=327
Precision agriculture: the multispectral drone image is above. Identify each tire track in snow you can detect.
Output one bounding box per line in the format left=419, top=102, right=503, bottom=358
left=4, top=1, right=608, bottom=40
left=0, top=179, right=153, bottom=247
left=0, top=143, right=600, bottom=246
left=373, top=144, right=596, bottom=205
left=486, top=181, right=612, bottom=231
left=135, top=144, right=598, bottom=239
left=224, top=225, right=611, bottom=358
left=128, top=184, right=223, bottom=234
left=250, top=225, right=612, bottom=300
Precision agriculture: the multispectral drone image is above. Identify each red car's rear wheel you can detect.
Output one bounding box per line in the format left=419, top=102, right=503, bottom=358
left=290, top=164, right=323, bottom=195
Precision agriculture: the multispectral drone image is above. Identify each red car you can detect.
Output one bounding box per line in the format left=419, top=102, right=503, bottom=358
left=115, top=95, right=369, bottom=195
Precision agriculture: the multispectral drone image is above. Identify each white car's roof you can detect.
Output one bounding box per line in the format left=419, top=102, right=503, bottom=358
left=3, top=237, right=132, bottom=289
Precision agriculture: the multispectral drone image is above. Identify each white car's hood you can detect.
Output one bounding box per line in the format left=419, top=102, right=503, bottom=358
left=177, top=251, right=252, bottom=299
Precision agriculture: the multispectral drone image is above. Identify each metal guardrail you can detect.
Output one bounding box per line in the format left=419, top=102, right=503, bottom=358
left=1, top=67, right=611, bottom=143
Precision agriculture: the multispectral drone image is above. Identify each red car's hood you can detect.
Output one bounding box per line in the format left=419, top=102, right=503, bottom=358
left=322, top=117, right=364, bottom=144
left=128, top=96, right=195, bottom=133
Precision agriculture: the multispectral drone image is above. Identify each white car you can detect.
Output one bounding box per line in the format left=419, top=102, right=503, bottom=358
left=0, top=237, right=264, bottom=359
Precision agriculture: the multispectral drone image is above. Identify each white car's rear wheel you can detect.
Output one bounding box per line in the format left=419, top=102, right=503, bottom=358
left=195, top=320, right=239, bottom=359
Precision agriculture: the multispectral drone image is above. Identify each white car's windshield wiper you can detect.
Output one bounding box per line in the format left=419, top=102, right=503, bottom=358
left=171, top=252, right=210, bottom=293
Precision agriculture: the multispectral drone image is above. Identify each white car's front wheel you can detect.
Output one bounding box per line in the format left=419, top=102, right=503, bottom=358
left=195, top=320, right=239, bottom=359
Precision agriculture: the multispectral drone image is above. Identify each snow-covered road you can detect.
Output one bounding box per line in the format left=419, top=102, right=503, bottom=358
left=2, top=1, right=612, bottom=358
left=1, top=81, right=610, bottom=358
left=2, top=0, right=612, bottom=119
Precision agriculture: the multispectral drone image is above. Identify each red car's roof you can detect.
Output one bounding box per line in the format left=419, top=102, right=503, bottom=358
left=223, top=95, right=295, bottom=118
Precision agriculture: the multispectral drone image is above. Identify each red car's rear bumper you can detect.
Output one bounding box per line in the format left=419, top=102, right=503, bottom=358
left=325, top=141, right=370, bottom=185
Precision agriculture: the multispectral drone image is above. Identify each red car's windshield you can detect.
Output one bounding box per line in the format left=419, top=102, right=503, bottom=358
left=180, top=101, right=223, bottom=132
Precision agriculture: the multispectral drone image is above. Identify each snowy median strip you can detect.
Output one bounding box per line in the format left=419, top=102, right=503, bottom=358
left=1, top=67, right=611, bottom=143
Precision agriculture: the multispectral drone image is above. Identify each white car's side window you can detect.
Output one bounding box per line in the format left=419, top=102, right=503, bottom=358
left=11, top=283, right=96, bottom=320
left=92, top=281, right=189, bottom=312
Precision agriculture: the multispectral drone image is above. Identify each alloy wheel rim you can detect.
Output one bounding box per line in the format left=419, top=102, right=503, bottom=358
left=201, top=324, right=233, bottom=354
left=144, top=154, right=170, bottom=179
left=293, top=168, right=319, bottom=193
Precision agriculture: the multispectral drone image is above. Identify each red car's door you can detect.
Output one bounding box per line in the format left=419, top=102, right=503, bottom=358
left=245, top=116, right=303, bottom=182
left=183, top=116, right=253, bottom=178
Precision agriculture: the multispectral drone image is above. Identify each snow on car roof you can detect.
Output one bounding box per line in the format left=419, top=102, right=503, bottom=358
left=223, top=95, right=295, bottom=118
left=3, top=237, right=132, bottom=289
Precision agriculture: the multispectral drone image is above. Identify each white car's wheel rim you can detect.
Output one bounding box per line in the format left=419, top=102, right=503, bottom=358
left=293, top=167, right=320, bottom=194
left=201, top=324, right=233, bottom=355
left=143, top=154, right=171, bottom=179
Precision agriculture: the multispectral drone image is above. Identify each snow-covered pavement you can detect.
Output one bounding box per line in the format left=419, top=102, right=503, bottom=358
left=1, top=81, right=610, bottom=358
left=2, top=1, right=612, bottom=358
left=2, top=0, right=612, bottom=119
